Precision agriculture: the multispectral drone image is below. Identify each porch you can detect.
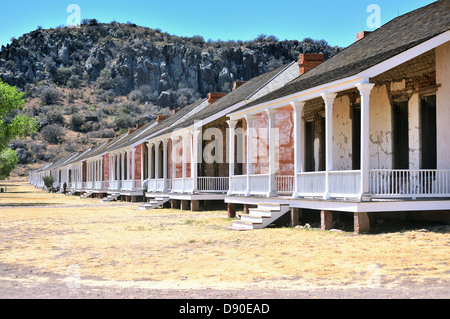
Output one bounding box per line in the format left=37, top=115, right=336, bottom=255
left=228, top=169, right=450, bottom=200
left=145, top=176, right=229, bottom=194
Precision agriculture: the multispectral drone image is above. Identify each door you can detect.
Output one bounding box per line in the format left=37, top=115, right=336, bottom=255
left=352, top=106, right=361, bottom=170
left=305, top=121, right=315, bottom=172
left=420, top=95, right=436, bottom=169
left=392, top=101, right=409, bottom=169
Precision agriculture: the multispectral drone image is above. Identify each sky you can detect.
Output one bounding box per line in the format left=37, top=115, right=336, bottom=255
left=0, top=0, right=438, bottom=49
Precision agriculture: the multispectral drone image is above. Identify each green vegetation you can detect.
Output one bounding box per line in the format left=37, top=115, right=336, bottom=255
left=0, top=148, right=18, bottom=180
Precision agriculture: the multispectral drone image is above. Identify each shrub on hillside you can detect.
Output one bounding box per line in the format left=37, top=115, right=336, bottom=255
left=70, top=113, right=85, bottom=132
left=41, top=124, right=63, bottom=144
left=38, top=86, right=62, bottom=105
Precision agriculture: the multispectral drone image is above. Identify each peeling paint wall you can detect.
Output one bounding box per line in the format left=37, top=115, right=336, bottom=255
left=369, top=84, right=393, bottom=169
left=103, top=154, right=109, bottom=181
left=249, top=106, right=294, bottom=175
left=135, top=144, right=142, bottom=180
left=436, top=42, right=450, bottom=169
left=333, top=95, right=353, bottom=170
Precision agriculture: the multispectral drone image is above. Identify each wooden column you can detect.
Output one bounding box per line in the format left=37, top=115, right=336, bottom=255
left=244, top=114, right=255, bottom=197
left=266, top=108, right=278, bottom=197
left=356, top=82, right=375, bottom=200
left=162, top=139, right=169, bottom=192
left=291, top=101, right=305, bottom=198
left=226, top=120, right=238, bottom=196
left=321, top=92, right=337, bottom=199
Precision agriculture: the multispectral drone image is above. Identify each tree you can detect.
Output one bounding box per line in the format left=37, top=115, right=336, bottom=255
left=0, top=148, right=18, bottom=180
left=0, top=80, right=39, bottom=151
left=42, top=175, right=55, bottom=192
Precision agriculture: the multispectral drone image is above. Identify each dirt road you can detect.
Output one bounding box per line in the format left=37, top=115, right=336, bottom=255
left=1, top=180, right=449, bottom=299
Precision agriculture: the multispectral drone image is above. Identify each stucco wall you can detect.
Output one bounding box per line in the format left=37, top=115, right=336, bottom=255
left=135, top=144, right=142, bottom=180
left=333, top=95, right=353, bottom=170
left=369, top=84, right=393, bottom=169
left=436, top=41, right=450, bottom=169
left=103, top=154, right=109, bottom=181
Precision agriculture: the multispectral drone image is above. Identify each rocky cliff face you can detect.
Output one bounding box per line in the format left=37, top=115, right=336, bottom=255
left=0, top=22, right=340, bottom=108
left=1, top=22, right=341, bottom=165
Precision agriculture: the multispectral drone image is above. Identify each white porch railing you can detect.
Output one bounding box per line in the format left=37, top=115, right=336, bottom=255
left=172, top=178, right=194, bottom=193
left=276, top=175, right=294, bottom=195
left=329, top=170, right=361, bottom=198
left=121, top=180, right=132, bottom=191
left=297, top=171, right=326, bottom=197
left=370, top=169, right=450, bottom=198
left=147, top=179, right=169, bottom=192
left=230, top=175, right=247, bottom=195
left=197, top=177, right=229, bottom=193
left=109, top=180, right=120, bottom=191
left=249, top=174, right=270, bottom=195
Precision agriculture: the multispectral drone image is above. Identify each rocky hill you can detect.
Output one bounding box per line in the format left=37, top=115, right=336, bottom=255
left=0, top=20, right=341, bottom=167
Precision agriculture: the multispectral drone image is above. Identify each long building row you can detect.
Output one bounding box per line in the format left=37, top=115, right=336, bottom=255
left=30, top=1, right=450, bottom=233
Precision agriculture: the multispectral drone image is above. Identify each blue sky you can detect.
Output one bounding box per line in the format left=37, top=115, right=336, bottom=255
left=0, top=0, right=437, bottom=48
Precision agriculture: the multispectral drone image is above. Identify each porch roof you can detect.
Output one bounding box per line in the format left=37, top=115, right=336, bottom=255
left=234, top=0, right=450, bottom=112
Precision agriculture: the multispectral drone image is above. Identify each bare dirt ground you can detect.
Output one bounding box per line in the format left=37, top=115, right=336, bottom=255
left=0, top=179, right=449, bottom=299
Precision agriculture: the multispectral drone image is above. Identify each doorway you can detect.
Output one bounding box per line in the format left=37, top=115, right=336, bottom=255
left=420, top=94, right=437, bottom=169
left=392, top=100, right=409, bottom=169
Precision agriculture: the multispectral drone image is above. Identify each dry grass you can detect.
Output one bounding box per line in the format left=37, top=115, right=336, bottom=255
left=0, top=179, right=449, bottom=291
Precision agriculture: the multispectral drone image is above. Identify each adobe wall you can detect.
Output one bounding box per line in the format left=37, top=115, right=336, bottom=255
left=135, top=144, right=142, bottom=180
left=249, top=105, right=295, bottom=175
left=103, top=154, right=109, bottom=181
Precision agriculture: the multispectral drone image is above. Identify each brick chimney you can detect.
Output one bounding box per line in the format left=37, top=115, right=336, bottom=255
left=298, top=53, right=324, bottom=75
left=232, top=80, right=246, bottom=90
left=157, top=115, right=169, bottom=123
left=208, top=92, right=226, bottom=105
left=356, top=31, right=372, bottom=42
left=172, top=108, right=180, bottom=114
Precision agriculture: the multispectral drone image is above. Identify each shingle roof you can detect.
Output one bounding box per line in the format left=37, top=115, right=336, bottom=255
left=151, top=61, right=298, bottom=137
left=243, top=0, right=450, bottom=108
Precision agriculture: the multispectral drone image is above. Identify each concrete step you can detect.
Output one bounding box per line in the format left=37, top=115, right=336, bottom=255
left=230, top=203, right=290, bottom=230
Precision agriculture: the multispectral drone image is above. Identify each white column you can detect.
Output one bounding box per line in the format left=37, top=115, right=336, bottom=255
left=110, top=154, right=113, bottom=182
left=244, top=114, right=255, bottom=196
left=291, top=101, right=305, bottom=198
left=191, top=130, right=200, bottom=193
left=121, top=151, right=125, bottom=183
left=227, top=120, right=238, bottom=196
left=182, top=133, right=188, bottom=193
left=131, top=148, right=136, bottom=190
left=321, top=92, right=337, bottom=199
left=127, top=150, right=131, bottom=181
left=162, top=139, right=169, bottom=192
left=356, top=82, right=375, bottom=200
left=147, top=142, right=153, bottom=185
left=266, top=109, right=278, bottom=197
